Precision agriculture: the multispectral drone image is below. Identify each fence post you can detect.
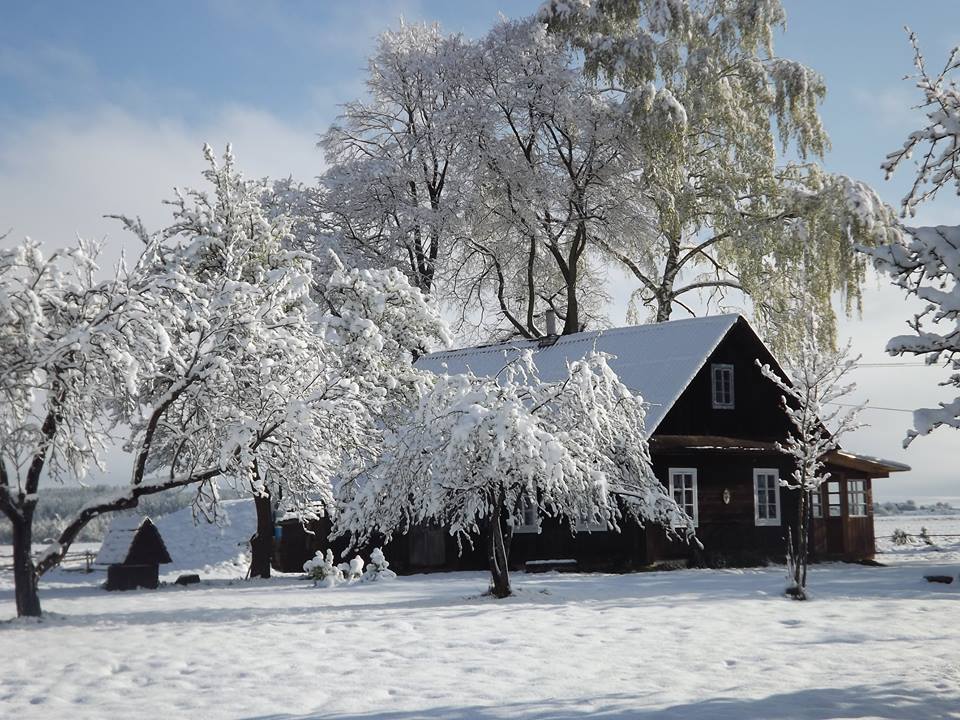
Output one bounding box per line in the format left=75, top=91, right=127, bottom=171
left=85, top=550, right=92, bottom=574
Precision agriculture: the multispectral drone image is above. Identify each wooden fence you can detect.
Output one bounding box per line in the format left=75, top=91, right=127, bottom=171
left=0, top=549, right=97, bottom=574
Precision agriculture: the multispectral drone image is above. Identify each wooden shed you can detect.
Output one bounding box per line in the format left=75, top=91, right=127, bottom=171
left=96, top=515, right=172, bottom=590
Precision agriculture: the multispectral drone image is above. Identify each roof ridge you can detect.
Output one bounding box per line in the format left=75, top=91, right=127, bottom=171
left=430, top=313, right=742, bottom=358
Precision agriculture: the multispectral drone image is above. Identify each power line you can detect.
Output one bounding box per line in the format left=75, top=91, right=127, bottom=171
left=826, top=402, right=914, bottom=414
left=853, top=362, right=935, bottom=367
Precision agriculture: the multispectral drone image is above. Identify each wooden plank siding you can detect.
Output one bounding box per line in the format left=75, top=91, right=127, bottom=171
left=654, top=318, right=794, bottom=443
left=648, top=452, right=799, bottom=566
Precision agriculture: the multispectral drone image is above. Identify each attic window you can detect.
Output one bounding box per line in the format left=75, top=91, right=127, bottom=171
left=711, top=364, right=735, bottom=409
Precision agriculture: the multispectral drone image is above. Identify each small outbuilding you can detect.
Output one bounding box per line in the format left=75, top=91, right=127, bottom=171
left=96, top=515, right=172, bottom=591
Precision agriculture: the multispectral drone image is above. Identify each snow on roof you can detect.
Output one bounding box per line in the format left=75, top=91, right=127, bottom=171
left=417, top=314, right=741, bottom=436
left=94, top=514, right=166, bottom=566
left=833, top=450, right=912, bottom=474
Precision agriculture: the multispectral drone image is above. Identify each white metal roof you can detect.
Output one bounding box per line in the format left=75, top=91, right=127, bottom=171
left=417, top=314, right=741, bottom=437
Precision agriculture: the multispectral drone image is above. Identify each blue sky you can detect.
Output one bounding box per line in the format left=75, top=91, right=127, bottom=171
left=3, top=0, right=960, bottom=196
left=2, top=1, right=960, bottom=498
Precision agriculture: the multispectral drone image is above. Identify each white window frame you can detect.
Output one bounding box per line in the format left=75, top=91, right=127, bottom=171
left=669, top=468, right=699, bottom=527
left=513, top=496, right=540, bottom=534
left=827, top=480, right=842, bottom=517
left=753, top=468, right=781, bottom=526
left=810, top=487, right=823, bottom=519
left=847, top=479, right=868, bottom=517
left=711, top=363, right=735, bottom=409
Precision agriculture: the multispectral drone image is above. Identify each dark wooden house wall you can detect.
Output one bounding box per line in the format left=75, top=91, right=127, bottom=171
left=649, top=452, right=798, bottom=566
left=655, top=318, right=794, bottom=442
left=107, top=564, right=160, bottom=591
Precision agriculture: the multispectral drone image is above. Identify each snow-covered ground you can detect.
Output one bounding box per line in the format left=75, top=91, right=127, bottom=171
left=876, top=514, right=960, bottom=566
left=2, top=508, right=959, bottom=719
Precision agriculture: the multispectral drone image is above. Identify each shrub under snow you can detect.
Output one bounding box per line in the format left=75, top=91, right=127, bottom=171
left=363, top=548, right=397, bottom=582
left=303, top=548, right=395, bottom=587
left=303, top=550, right=344, bottom=587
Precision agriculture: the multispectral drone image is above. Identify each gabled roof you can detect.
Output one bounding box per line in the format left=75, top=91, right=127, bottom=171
left=417, top=314, right=741, bottom=437
left=95, top=515, right=172, bottom=566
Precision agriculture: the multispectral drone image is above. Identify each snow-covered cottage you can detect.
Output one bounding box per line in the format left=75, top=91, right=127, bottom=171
left=273, top=313, right=907, bottom=574
left=393, top=313, right=907, bottom=571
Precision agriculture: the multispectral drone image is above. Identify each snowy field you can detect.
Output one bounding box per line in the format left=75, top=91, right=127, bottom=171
left=1, top=506, right=959, bottom=719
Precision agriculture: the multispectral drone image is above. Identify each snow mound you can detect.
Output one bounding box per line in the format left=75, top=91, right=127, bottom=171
left=151, top=499, right=255, bottom=579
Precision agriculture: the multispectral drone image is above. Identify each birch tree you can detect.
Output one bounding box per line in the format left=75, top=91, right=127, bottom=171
left=338, top=351, right=692, bottom=598
left=539, top=0, right=900, bottom=345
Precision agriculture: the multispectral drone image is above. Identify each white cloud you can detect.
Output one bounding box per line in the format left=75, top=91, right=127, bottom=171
left=836, top=279, right=958, bottom=502
left=851, top=84, right=922, bottom=132
left=0, top=104, right=323, bottom=271
left=0, top=103, right=323, bottom=486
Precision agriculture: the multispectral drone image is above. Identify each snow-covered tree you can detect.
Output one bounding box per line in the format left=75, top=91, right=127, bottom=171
left=1, top=146, right=449, bottom=615
left=864, top=33, right=960, bottom=445
left=882, top=31, right=960, bottom=216
left=758, top=312, right=863, bottom=600
left=318, top=22, right=470, bottom=294
left=451, top=19, right=646, bottom=339
left=338, top=351, right=692, bottom=598
left=0, top=236, right=170, bottom=616
left=538, top=0, right=901, bottom=347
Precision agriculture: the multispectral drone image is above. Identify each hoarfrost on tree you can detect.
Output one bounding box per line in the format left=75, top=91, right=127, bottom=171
left=537, top=0, right=901, bottom=352
left=0, top=144, right=450, bottom=616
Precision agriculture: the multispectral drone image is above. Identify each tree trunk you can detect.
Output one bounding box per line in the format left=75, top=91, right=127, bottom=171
left=249, top=491, right=274, bottom=579
left=486, top=497, right=512, bottom=598
left=654, top=234, right=682, bottom=323
left=12, top=506, right=41, bottom=617
left=561, top=224, right=585, bottom=335
left=798, top=490, right=810, bottom=591
left=786, top=491, right=809, bottom=601
left=654, top=293, right=673, bottom=323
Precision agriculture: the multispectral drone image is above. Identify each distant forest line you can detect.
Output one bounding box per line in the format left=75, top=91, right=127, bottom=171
left=0, top=485, right=240, bottom=544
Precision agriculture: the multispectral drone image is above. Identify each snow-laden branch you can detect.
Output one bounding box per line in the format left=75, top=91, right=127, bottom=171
left=339, top=349, right=692, bottom=596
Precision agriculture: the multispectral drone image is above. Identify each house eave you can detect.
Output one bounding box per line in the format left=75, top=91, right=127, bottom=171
left=649, top=435, right=783, bottom=454
left=826, top=450, right=911, bottom=478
